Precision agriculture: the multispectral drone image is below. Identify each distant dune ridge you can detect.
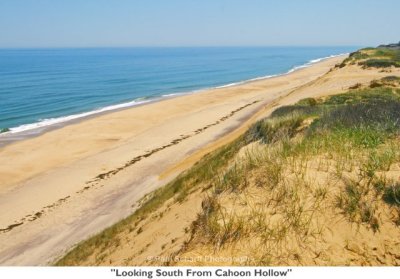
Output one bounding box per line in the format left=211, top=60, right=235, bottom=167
left=378, top=41, right=400, bottom=49
left=1, top=45, right=400, bottom=266
left=54, top=44, right=400, bottom=266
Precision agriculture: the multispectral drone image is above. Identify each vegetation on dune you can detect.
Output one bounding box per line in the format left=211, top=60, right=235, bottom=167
left=383, top=183, right=400, bottom=207
left=55, top=128, right=245, bottom=265
left=186, top=83, right=400, bottom=260
left=360, top=59, right=399, bottom=68
left=57, top=77, right=400, bottom=265
left=338, top=47, right=400, bottom=68
left=57, top=46, right=400, bottom=265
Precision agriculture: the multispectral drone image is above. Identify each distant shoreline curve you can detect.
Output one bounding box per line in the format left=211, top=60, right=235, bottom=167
left=0, top=53, right=347, bottom=146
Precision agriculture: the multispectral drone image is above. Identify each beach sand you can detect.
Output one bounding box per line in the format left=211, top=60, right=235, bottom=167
left=0, top=55, right=368, bottom=265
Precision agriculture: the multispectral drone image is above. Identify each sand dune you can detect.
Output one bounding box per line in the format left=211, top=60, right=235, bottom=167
left=56, top=59, right=400, bottom=266
left=0, top=56, right=350, bottom=265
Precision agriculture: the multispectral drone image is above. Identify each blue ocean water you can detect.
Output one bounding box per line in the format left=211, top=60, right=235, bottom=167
left=0, top=47, right=357, bottom=133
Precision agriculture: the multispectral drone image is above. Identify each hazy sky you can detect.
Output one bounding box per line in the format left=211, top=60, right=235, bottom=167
left=0, top=0, right=399, bottom=48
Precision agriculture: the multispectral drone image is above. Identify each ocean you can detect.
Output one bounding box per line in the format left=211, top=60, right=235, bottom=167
left=0, top=47, right=357, bottom=134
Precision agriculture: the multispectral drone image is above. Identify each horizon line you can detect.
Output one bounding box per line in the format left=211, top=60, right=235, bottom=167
left=0, top=44, right=365, bottom=50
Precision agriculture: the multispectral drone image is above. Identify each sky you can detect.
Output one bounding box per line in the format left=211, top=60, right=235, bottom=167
left=0, top=0, right=399, bottom=48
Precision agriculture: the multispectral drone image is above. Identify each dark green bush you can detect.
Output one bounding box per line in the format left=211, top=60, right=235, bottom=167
left=359, top=59, right=399, bottom=68
left=297, top=97, right=317, bottom=106
left=349, top=51, right=369, bottom=60
left=246, top=115, right=304, bottom=144
left=383, top=183, right=400, bottom=206
left=381, top=76, right=400, bottom=82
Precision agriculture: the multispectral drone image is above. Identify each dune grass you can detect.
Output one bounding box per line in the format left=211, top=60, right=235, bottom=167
left=340, top=47, right=400, bottom=68
left=182, top=82, right=400, bottom=264
left=55, top=134, right=244, bottom=265
left=56, top=69, right=400, bottom=265
left=56, top=81, right=400, bottom=265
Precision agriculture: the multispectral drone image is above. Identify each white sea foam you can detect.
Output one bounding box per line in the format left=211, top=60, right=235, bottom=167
left=216, top=81, right=245, bottom=89
left=215, top=74, right=278, bottom=89
left=216, top=53, right=348, bottom=89
left=1, top=52, right=348, bottom=137
left=2, top=98, right=153, bottom=135
left=288, top=53, right=347, bottom=73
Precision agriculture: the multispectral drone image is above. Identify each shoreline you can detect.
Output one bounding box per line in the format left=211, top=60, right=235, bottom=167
left=0, top=55, right=354, bottom=265
left=0, top=53, right=347, bottom=147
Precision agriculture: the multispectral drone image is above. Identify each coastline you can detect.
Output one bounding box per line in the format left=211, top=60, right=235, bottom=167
left=0, top=53, right=347, bottom=147
left=0, top=55, right=354, bottom=265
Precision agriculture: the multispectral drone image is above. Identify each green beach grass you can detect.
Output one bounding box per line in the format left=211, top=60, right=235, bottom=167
left=56, top=47, right=400, bottom=266
left=339, top=46, right=400, bottom=68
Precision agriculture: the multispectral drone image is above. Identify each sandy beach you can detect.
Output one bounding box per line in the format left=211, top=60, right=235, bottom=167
left=0, top=55, right=367, bottom=265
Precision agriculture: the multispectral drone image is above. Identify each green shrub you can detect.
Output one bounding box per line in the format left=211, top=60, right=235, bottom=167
left=297, top=97, right=317, bottom=106
left=383, top=183, right=400, bottom=206
left=349, top=51, right=369, bottom=60
left=270, top=105, right=320, bottom=118
left=381, top=76, right=400, bottom=82
left=246, top=114, right=305, bottom=144
left=369, top=80, right=382, bottom=88
left=359, top=59, right=399, bottom=68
